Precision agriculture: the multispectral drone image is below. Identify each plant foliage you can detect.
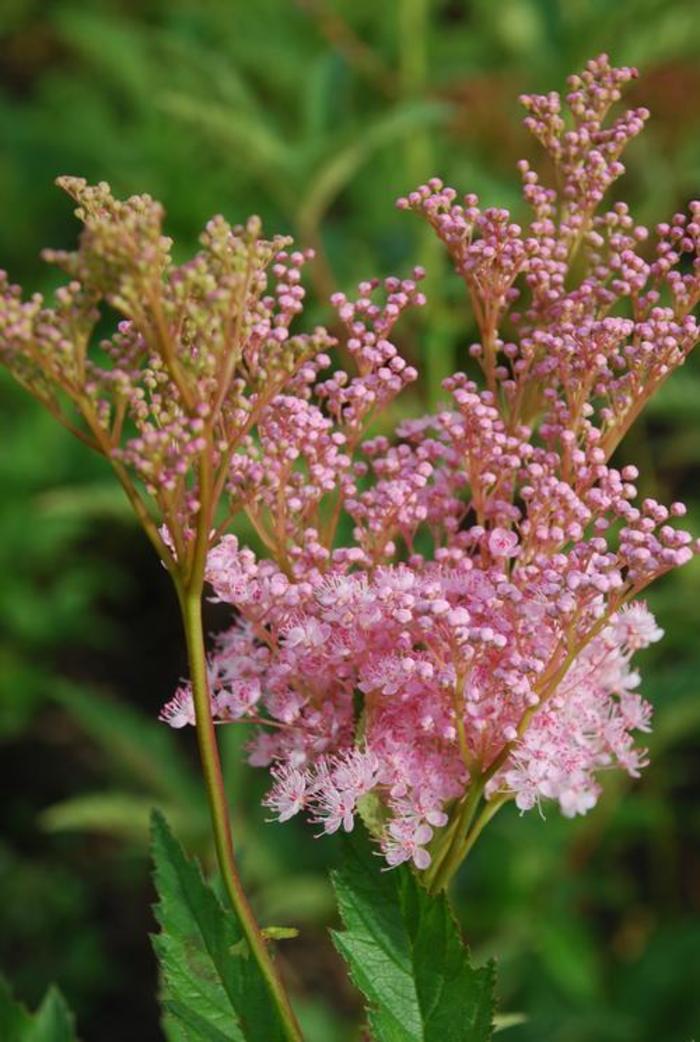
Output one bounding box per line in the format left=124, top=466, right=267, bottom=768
left=151, top=811, right=290, bottom=1042
left=331, top=831, right=495, bottom=1042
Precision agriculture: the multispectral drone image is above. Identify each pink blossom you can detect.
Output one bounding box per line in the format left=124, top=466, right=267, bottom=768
left=384, top=819, right=434, bottom=870
left=488, top=528, right=519, bottom=558
left=264, top=764, right=309, bottom=822
left=150, top=56, right=700, bottom=872
left=612, top=603, right=664, bottom=650
left=158, top=685, right=195, bottom=728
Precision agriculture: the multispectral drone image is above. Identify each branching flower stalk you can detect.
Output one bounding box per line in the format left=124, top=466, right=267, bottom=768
left=1, top=57, right=700, bottom=1025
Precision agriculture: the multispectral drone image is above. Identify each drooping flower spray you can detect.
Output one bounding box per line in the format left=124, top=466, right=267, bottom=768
left=0, top=54, right=698, bottom=1031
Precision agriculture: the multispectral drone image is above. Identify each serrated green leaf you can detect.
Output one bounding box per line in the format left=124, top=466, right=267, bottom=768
left=151, top=811, right=289, bottom=1042
left=331, top=831, right=495, bottom=1042
left=27, top=988, right=78, bottom=1042
left=0, top=977, right=31, bottom=1041
left=165, top=1000, right=238, bottom=1042
left=0, top=977, right=78, bottom=1042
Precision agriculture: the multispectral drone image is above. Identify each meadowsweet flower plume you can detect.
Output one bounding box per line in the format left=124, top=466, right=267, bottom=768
left=0, top=181, right=336, bottom=577
left=2, top=55, right=698, bottom=891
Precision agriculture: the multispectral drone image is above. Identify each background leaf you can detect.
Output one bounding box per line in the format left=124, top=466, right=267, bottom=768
left=40, top=791, right=179, bottom=842
left=52, top=683, right=203, bottom=810
left=0, top=977, right=78, bottom=1042
left=0, top=978, right=31, bottom=1041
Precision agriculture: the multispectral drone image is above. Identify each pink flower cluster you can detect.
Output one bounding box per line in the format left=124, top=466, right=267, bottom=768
left=161, top=461, right=686, bottom=867
left=0, top=191, right=335, bottom=559
left=157, top=55, right=700, bottom=870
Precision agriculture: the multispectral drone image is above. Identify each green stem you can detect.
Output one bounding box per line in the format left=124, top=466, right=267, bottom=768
left=428, top=792, right=509, bottom=896
left=426, top=779, right=484, bottom=895
left=452, top=796, right=509, bottom=874
left=179, top=586, right=304, bottom=1042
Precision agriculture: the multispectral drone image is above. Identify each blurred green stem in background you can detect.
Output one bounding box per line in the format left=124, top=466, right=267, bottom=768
left=398, top=0, right=430, bottom=175
left=398, top=0, right=452, bottom=406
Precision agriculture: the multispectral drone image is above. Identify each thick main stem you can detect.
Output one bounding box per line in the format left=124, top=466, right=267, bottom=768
left=179, top=587, right=304, bottom=1042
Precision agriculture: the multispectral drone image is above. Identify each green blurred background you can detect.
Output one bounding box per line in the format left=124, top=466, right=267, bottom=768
left=1, top=1, right=700, bottom=1039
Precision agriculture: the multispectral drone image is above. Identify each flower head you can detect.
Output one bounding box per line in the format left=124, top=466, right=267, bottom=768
left=169, top=56, right=696, bottom=874
left=2, top=56, right=691, bottom=879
